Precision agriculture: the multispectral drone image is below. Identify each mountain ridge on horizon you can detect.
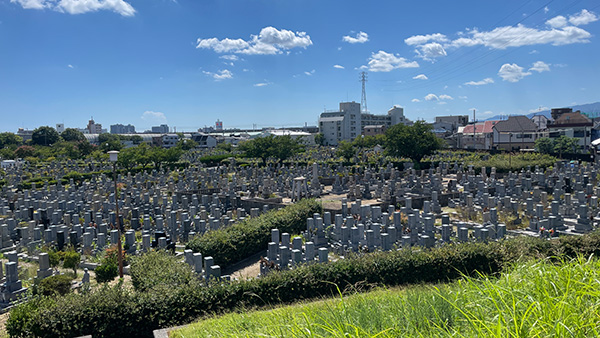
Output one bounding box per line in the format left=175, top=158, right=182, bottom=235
left=483, top=102, right=600, bottom=121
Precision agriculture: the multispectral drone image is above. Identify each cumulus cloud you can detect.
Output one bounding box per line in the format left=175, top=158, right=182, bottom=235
left=67, top=64, right=74, bottom=69
left=425, top=94, right=439, bottom=101
left=141, top=111, right=167, bottom=124
left=569, top=9, right=598, bottom=26
left=196, top=26, right=312, bottom=55
left=11, top=0, right=136, bottom=16
left=546, top=15, right=568, bottom=28
left=411, top=98, right=421, bottom=102
left=342, top=31, right=369, bottom=44
left=529, top=61, right=550, bottom=73
left=404, top=33, right=448, bottom=46
left=203, top=69, right=233, bottom=81
left=416, top=42, right=447, bottom=60
left=464, top=77, right=494, bottom=86
left=413, top=74, right=428, bottom=80
left=333, top=64, right=344, bottom=69
left=498, top=63, right=531, bottom=82
left=365, top=50, right=419, bottom=72
left=439, top=94, right=453, bottom=100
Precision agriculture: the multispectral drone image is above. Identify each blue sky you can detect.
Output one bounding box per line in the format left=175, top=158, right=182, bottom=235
left=1, top=0, right=599, bottom=132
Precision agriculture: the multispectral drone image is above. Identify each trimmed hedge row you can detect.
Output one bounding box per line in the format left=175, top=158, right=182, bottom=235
left=185, top=199, right=322, bottom=269
left=8, top=231, right=600, bottom=338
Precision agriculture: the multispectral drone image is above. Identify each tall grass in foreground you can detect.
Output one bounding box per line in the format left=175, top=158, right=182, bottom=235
left=172, top=257, right=600, bottom=338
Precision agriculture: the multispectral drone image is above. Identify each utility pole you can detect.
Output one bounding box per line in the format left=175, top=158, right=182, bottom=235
left=360, top=72, right=368, bottom=114
left=473, top=109, right=476, bottom=149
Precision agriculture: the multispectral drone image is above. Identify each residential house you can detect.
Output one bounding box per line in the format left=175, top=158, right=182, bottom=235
left=548, top=111, right=593, bottom=151
left=492, top=116, right=539, bottom=151
left=457, top=120, right=499, bottom=150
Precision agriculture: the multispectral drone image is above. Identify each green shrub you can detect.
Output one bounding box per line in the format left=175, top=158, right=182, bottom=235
left=9, top=231, right=600, bottom=338
left=186, top=199, right=322, bottom=269
left=95, top=262, right=118, bottom=284
left=130, top=251, right=195, bottom=292
left=34, top=275, right=73, bottom=297
left=62, top=250, right=80, bottom=275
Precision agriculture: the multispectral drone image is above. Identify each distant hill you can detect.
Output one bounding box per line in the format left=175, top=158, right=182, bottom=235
left=484, top=102, right=600, bottom=121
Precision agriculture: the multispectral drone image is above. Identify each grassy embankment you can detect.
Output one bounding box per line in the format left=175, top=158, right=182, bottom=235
left=173, top=257, right=600, bottom=337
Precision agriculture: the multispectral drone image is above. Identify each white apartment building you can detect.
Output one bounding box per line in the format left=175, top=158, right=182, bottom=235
left=318, top=102, right=411, bottom=146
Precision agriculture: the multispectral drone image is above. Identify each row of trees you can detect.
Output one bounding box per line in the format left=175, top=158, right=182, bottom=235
left=335, top=121, right=444, bottom=164
left=534, top=136, right=580, bottom=158
left=238, top=135, right=304, bottom=163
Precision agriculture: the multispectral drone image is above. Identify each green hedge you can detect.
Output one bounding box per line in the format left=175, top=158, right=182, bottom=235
left=186, top=199, right=322, bottom=269
left=8, top=231, right=600, bottom=338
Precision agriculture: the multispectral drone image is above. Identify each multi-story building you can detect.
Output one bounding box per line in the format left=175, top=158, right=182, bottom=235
left=318, top=101, right=361, bottom=146
left=318, top=102, right=411, bottom=146
left=87, top=118, right=103, bottom=134
left=548, top=111, right=593, bottom=151
left=151, top=124, right=169, bottom=134
left=434, top=115, right=468, bottom=132
left=110, top=124, right=136, bottom=134
left=161, top=134, right=180, bottom=148
left=55, top=123, right=65, bottom=134
left=363, top=125, right=386, bottom=136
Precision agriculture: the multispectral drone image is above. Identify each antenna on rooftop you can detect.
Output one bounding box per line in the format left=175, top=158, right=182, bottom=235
left=360, top=71, right=368, bottom=114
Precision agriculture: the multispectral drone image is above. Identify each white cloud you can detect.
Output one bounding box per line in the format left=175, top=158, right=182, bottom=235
left=196, top=26, right=312, bottom=55
left=342, top=31, right=369, bottom=44
left=529, top=49, right=539, bottom=54
left=450, top=24, right=592, bottom=49
left=404, top=33, right=448, bottom=46
left=411, top=98, right=421, bottom=102
left=10, top=0, right=47, bottom=9
left=219, top=55, right=239, bottom=61
left=544, top=6, right=549, bottom=14
left=425, top=94, right=439, bottom=101
left=529, top=106, right=549, bottom=113
left=67, top=64, right=74, bottom=69
left=459, top=96, right=468, bottom=100
left=438, top=101, right=447, bottom=105
left=366, top=50, right=419, bottom=72
left=141, top=111, right=167, bottom=124
left=11, top=0, right=136, bottom=15
left=546, top=15, right=567, bottom=28
left=498, top=63, right=531, bottom=82
left=333, top=64, right=344, bottom=69
left=439, top=94, right=453, bottom=100
left=464, top=77, right=494, bottom=86
left=480, top=110, right=495, bottom=117
left=413, top=74, right=428, bottom=80
left=569, top=9, right=598, bottom=26
left=254, top=82, right=269, bottom=87
left=304, top=69, right=315, bottom=76
left=203, top=69, right=233, bottom=81
left=529, top=61, right=550, bottom=73
left=416, top=42, right=447, bottom=60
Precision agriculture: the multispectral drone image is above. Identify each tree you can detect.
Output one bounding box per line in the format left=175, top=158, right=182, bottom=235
left=14, top=145, right=35, bottom=158
left=62, top=250, right=81, bottom=276
left=176, top=138, right=198, bottom=151
left=336, top=140, right=355, bottom=162
left=239, top=135, right=303, bottom=164
left=0, top=132, right=22, bottom=148
left=535, top=137, right=554, bottom=154
left=314, top=133, right=325, bottom=146
left=216, top=142, right=232, bottom=152
left=98, top=133, right=123, bottom=151
left=31, top=126, right=60, bottom=146
left=60, top=128, right=85, bottom=142
left=384, top=121, right=443, bottom=163
left=554, top=135, right=579, bottom=158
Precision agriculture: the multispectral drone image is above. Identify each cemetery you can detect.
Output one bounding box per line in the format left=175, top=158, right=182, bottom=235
left=1, top=141, right=600, bottom=337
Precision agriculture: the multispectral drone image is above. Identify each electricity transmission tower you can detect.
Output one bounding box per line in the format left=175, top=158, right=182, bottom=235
left=360, top=71, right=368, bottom=114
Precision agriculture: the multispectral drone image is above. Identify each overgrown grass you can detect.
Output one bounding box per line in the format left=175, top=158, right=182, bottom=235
left=173, top=256, right=600, bottom=337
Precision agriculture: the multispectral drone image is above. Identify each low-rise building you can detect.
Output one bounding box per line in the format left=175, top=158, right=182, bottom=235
left=548, top=111, right=593, bottom=151
left=457, top=121, right=499, bottom=150
left=492, top=116, right=539, bottom=151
